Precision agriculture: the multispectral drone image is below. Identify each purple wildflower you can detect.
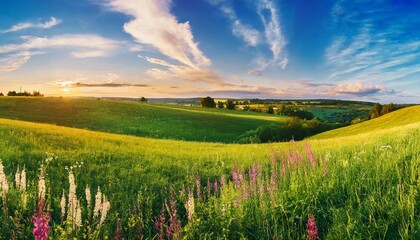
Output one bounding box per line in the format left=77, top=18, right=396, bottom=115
left=305, top=143, right=316, bottom=167
left=214, top=180, right=219, bottom=193
left=154, top=204, right=166, bottom=240
left=307, top=214, right=319, bottom=240
left=195, top=175, right=201, bottom=199
left=32, top=199, right=50, bottom=240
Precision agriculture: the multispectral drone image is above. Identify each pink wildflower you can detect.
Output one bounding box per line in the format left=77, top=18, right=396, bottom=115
left=307, top=214, right=319, bottom=240
left=305, top=143, right=316, bottom=167
left=32, top=199, right=50, bottom=240
left=213, top=180, right=219, bottom=193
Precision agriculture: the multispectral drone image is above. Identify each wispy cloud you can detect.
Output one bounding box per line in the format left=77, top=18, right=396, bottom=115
left=57, top=80, right=149, bottom=88
left=325, top=0, right=420, bottom=89
left=105, top=0, right=210, bottom=69
left=330, top=82, right=384, bottom=96
left=2, top=17, right=61, bottom=33
left=0, top=34, right=120, bottom=72
left=0, top=51, right=45, bottom=73
left=208, top=0, right=260, bottom=46
left=256, top=0, right=287, bottom=69
left=208, top=0, right=288, bottom=74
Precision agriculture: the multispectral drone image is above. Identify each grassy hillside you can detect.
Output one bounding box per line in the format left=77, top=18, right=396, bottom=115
left=0, top=105, right=419, bottom=238
left=0, top=97, right=286, bottom=143
left=312, top=105, right=420, bottom=139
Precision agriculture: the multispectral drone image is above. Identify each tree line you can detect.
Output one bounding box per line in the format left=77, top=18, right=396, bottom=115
left=0, top=90, right=43, bottom=97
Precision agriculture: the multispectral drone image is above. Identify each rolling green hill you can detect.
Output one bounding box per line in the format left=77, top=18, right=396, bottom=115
left=0, top=97, right=286, bottom=143
left=311, top=105, right=420, bottom=139
left=0, top=104, right=419, bottom=238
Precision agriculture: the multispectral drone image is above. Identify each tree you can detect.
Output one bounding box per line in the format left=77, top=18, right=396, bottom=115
left=7, top=91, right=17, bottom=96
left=200, top=96, right=216, bottom=108
left=267, top=106, right=274, bottom=114
left=369, top=103, right=382, bottom=119
left=0, top=92, right=3, bottom=96
left=140, top=97, right=148, bottom=103
left=217, top=101, right=224, bottom=109
left=225, top=99, right=235, bottom=110
left=380, top=103, right=396, bottom=115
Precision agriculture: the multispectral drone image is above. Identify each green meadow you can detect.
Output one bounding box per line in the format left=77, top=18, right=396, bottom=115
left=0, top=98, right=419, bottom=239
left=0, top=97, right=286, bottom=143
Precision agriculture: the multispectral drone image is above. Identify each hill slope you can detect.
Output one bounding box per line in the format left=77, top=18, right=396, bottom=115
left=312, top=105, right=420, bottom=139
left=0, top=97, right=285, bottom=143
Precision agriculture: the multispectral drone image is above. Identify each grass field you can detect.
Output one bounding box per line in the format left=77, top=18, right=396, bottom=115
left=0, top=102, right=419, bottom=238
left=0, top=97, right=286, bottom=143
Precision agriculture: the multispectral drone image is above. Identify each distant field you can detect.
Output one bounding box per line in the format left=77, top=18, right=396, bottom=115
left=0, top=97, right=287, bottom=143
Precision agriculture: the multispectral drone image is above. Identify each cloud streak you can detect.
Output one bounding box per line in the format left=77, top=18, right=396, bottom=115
left=2, top=17, right=61, bottom=33
left=105, top=0, right=210, bottom=69
left=209, top=0, right=288, bottom=74
left=57, top=80, right=149, bottom=88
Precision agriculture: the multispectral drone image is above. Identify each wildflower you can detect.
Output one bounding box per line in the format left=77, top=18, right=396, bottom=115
left=195, top=175, right=201, bottom=199
left=38, top=168, right=46, bottom=201
left=323, top=166, right=328, bottom=177
left=167, top=191, right=181, bottom=238
left=154, top=205, right=166, bottom=240
left=60, top=190, right=66, bottom=218
left=15, top=165, right=21, bottom=189
left=115, top=218, right=122, bottom=240
left=214, top=180, right=219, bottom=193
left=185, top=191, right=195, bottom=221
left=32, top=199, right=50, bottom=240
left=75, top=200, right=82, bottom=227
left=0, top=159, right=9, bottom=198
left=307, top=214, right=319, bottom=240
left=85, top=185, right=91, bottom=208
left=100, top=197, right=110, bottom=225
left=20, top=166, right=26, bottom=192
left=94, top=186, right=102, bottom=218
left=305, top=143, right=316, bottom=167
left=66, top=171, right=77, bottom=225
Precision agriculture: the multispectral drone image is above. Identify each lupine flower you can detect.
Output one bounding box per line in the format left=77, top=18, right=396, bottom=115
left=214, top=180, right=219, bottom=193
left=185, top=191, right=195, bottom=221
left=75, top=200, right=82, bottom=227
left=323, top=166, right=328, bottom=177
left=94, top=186, right=102, bottom=218
left=0, top=159, right=9, bottom=198
left=100, top=197, right=111, bottom=225
left=15, top=165, right=20, bottom=189
left=154, top=205, right=166, bottom=240
left=115, top=218, right=122, bottom=240
left=195, top=175, right=201, bottom=199
left=167, top=191, right=181, bottom=238
left=85, top=184, right=91, bottom=208
left=60, top=190, right=66, bottom=218
left=305, top=143, right=316, bottom=167
left=20, top=166, right=26, bottom=192
left=32, top=199, right=50, bottom=240
left=307, top=214, right=319, bottom=240
left=206, top=178, right=211, bottom=197
left=66, top=171, right=77, bottom=225
left=37, top=168, right=46, bottom=201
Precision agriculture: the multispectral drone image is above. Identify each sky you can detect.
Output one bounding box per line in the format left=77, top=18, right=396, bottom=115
left=0, top=0, right=419, bottom=103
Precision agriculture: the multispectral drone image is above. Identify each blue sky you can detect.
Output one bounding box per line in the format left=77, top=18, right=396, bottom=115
left=0, top=0, right=419, bottom=103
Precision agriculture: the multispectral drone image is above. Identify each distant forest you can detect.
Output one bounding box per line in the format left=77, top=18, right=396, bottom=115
left=0, top=90, right=43, bottom=97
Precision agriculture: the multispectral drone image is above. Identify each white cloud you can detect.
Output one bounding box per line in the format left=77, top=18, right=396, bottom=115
left=256, top=0, right=288, bottom=70
left=211, top=2, right=260, bottom=46
left=330, top=82, right=385, bottom=96
left=0, top=52, right=31, bottom=72
left=2, top=17, right=62, bottom=33
left=0, top=34, right=120, bottom=58
left=105, top=0, right=210, bottom=69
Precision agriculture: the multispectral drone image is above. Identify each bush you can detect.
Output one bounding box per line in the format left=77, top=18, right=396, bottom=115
left=237, top=118, right=341, bottom=143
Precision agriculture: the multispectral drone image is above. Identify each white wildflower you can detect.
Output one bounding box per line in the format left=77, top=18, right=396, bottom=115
left=60, top=190, right=66, bottom=218
left=75, top=200, right=82, bottom=228
left=85, top=185, right=91, bottom=208
left=185, top=192, right=195, bottom=221
left=15, top=166, right=20, bottom=190
left=0, top=160, right=9, bottom=198
left=67, top=171, right=77, bottom=224
left=93, top=186, right=102, bottom=218
left=38, top=169, right=46, bottom=200
left=20, top=166, right=26, bottom=192
left=100, top=197, right=110, bottom=225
